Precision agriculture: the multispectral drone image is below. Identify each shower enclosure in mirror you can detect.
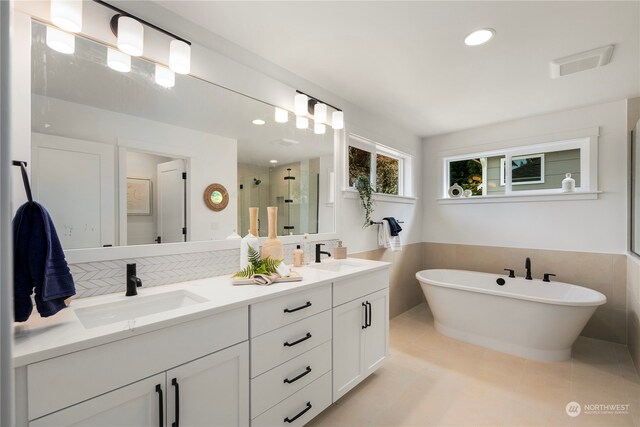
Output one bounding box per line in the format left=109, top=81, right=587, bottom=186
left=30, top=21, right=335, bottom=250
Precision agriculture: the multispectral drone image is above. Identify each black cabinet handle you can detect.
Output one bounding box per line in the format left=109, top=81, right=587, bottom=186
left=366, top=301, right=372, bottom=327
left=361, top=302, right=367, bottom=329
left=284, top=301, right=312, bottom=313
left=284, top=402, right=312, bottom=423
left=284, top=332, right=312, bottom=347
left=171, top=378, right=180, bottom=427
left=284, top=366, right=312, bottom=384
left=155, top=384, right=163, bottom=427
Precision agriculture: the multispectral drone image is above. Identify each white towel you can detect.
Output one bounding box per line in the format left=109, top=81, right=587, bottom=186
left=377, top=219, right=402, bottom=252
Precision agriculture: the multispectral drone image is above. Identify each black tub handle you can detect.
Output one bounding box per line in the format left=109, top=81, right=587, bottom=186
left=171, top=378, right=180, bottom=427
left=284, top=366, right=312, bottom=384
left=284, top=402, right=312, bottom=423
left=284, top=301, right=312, bottom=313
left=155, top=384, right=163, bottom=427
left=284, top=332, right=312, bottom=347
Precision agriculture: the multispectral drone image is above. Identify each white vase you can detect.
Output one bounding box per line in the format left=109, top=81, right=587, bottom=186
left=562, top=173, right=575, bottom=193
left=240, top=231, right=259, bottom=269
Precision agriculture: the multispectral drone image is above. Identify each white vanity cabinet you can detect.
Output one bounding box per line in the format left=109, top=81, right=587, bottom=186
left=23, top=307, right=249, bottom=427
left=332, top=270, right=390, bottom=401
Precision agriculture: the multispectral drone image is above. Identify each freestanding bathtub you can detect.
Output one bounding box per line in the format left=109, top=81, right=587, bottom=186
left=415, top=269, right=606, bottom=361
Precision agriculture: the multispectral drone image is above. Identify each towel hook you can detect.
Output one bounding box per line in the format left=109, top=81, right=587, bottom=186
left=12, top=161, right=33, bottom=204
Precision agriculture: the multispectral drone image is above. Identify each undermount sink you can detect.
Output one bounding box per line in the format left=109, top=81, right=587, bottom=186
left=308, top=260, right=364, bottom=273
left=75, top=290, right=208, bottom=329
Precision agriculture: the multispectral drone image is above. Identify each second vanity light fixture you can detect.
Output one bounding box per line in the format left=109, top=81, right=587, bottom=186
left=291, top=90, right=344, bottom=134
left=47, top=0, right=192, bottom=88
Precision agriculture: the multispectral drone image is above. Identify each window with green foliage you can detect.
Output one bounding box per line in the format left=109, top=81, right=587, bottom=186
left=347, top=135, right=412, bottom=197
left=449, top=158, right=483, bottom=196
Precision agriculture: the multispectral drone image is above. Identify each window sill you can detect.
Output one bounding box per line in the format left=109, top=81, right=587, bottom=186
left=343, top=189, right=417, bottom=204
left=436, top=191, right=601, bottom=204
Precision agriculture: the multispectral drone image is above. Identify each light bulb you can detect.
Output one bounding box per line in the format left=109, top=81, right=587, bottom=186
left=46, top=26, right=75, bottom=54
left=296, top=116, right=308, bottom=129
left=294, top=93, right=308, bottom=116
left=275, top=107, right=288, bottom=123
left=107, top=48, right=131, bottom=72
left=169, top=39, right=191, bottom=75
left=314, top=103, right=327, bottom=123
left=314, top=122, right=326, bottom=135
left=117, top=16, right=144, bottom=57
left=50, top=0, right=82, bottom=33
left=332, top=110, right=344, bottom=129
left=155, top=64, right=175, bottom=88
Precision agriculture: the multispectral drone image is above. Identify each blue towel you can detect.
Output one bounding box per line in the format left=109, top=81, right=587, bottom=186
left=383, top=217, right=403, bottom=237
left=13, top=202, right=75, bottom=322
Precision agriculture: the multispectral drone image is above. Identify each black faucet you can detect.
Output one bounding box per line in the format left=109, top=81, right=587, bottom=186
left=315, top=243, right=332, bottom=263
left=126, top=263, right=143, bottom=296
left=525, top=257, right=532, bottom=280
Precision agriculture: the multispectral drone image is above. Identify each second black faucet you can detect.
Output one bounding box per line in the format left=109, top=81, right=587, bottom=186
left=315, top=243, right=332, bottom=263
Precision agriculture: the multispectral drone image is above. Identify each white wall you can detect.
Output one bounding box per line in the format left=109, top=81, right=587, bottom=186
left=423, top=99, right=628, bottom=254
left=32, top=95, right=237, bottom=243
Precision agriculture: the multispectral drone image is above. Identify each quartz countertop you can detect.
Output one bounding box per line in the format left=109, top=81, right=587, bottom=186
left=13, top=258, right=390, bottom=367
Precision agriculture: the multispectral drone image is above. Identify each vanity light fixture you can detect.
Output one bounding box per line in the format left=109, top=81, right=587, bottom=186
left=252, top=119, right=266, bottom=126
left=115, top=16, right=144, bottom=56
left=464, top=28, right=495, bottom=46
left=46, top=26, right=75, bottom=54
left=155, top=64, right=175, bottom=88
left=314, top=122, right=326, bottom=135
left=275, top=107, right=289, bottom=123
left=50, top=0, right=83, bottom=33
left=169, top=40, right=191, bottom=75
left=107, top=47, right=131, bottom=72
left=296, top=116, right=309, bottom=129
left=295, top=90, right=344, bottom=130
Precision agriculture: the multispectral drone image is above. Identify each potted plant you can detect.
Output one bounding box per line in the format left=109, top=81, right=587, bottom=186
left=353, top=175, right=375, bottom=228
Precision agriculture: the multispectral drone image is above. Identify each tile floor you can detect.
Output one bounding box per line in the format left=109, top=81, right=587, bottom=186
left=309, top=303, right=640, bottom=427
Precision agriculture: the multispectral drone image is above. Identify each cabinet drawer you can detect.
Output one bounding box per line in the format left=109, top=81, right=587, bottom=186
left=27, top=307, right=248, bottom=420
left=333, top=269, right=389, bottom=307
left=251, top=371, right=332, bottom=427
left=251, top=310, right=331, bottom=378
left=252, top=340, right=331, bottom=418
left=251, top=284, right=331, bottom=337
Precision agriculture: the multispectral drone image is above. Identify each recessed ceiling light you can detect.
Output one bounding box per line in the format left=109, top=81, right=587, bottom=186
left=270, top=159, right=278, bottom=164
left=464, top=28, right=495, bottom=46
left=252, top=119, right=266, bottom=125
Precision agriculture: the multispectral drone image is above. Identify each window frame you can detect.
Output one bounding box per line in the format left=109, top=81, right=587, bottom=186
left=346, top=134, right=413, bottom=198
left=441, top=135, right=598, bottom=201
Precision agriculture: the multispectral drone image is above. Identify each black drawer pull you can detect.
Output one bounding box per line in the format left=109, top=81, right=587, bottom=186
left=366, top=301, right=372, bottom=327
left=361, top=302, right=367, bottom=329
left=284, top=402, right=312, bottom=423
left=284, top=332, right=312, bottom=347
left=284, top=301, right=312, bottom=313
left=155, top=384, right=163, bottom=427
left=284, top=366, right=312, bottom=384
left=171, top=378, right=180, bottom=427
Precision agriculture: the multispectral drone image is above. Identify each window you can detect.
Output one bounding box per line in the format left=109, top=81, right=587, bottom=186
left=347, top=134, right=412, bottom=197
left=442, top=136, right=597, bottom=200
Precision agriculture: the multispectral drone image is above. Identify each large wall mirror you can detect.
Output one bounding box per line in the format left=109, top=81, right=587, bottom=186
left=30, top=21, right=335, bottom=250
left=632, top=119, right=640, bottom=255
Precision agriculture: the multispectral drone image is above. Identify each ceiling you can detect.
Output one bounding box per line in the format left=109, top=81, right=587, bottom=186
left=157, top=1, right=640, bottom=137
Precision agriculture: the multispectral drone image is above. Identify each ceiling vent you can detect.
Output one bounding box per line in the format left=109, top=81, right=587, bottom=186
left=550, top=45, right=614, bottom=78
left=270, top=138, right=299, bottom=147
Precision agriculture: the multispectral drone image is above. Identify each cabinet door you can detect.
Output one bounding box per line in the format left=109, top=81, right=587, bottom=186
left=166, top=342, right=249, bottom=427
left=332, top=297, right=367, bottom=401
left=30, top=374, right=165, bottom=427
left=363, top=288, right=389, bottom=376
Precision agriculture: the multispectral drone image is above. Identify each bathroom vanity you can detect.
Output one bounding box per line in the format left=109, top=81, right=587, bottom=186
left=13, top=259, right=390, bottom=426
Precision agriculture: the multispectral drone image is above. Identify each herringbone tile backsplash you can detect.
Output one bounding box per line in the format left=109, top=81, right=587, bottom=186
left=70, top=240, right=337, bottom=299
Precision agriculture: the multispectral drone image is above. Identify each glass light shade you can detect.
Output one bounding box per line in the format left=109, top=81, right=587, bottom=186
left=117, top=16, right=144, bottom=57
left=332, top=110, right=344, bottom=129
left=107, top=48, right=131, bottom=72
left=46, top=26, right=75, bottom=54
left=169, top=40, right=191, bottom=75
left=155, top=64, right=175, bottom=88
left=314, top=122, right=326, bottom=135
left=294, top=93, right=308, bottom=116
left=296, top=116, right=309, bottom=129
left=50, top=0, right=82, bottom=33
left=275, top=107, right=288, bottom=123
left=314, top=103, right=327, bottom=123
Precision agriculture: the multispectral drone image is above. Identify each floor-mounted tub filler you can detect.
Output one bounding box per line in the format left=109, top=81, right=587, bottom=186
left=415, top=269, right=606, bottom=361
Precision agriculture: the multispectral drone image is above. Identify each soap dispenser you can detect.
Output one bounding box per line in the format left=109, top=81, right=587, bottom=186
left=334, top=241, right=347, bottom=260
left=293, top=245, right=304, bottom=267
